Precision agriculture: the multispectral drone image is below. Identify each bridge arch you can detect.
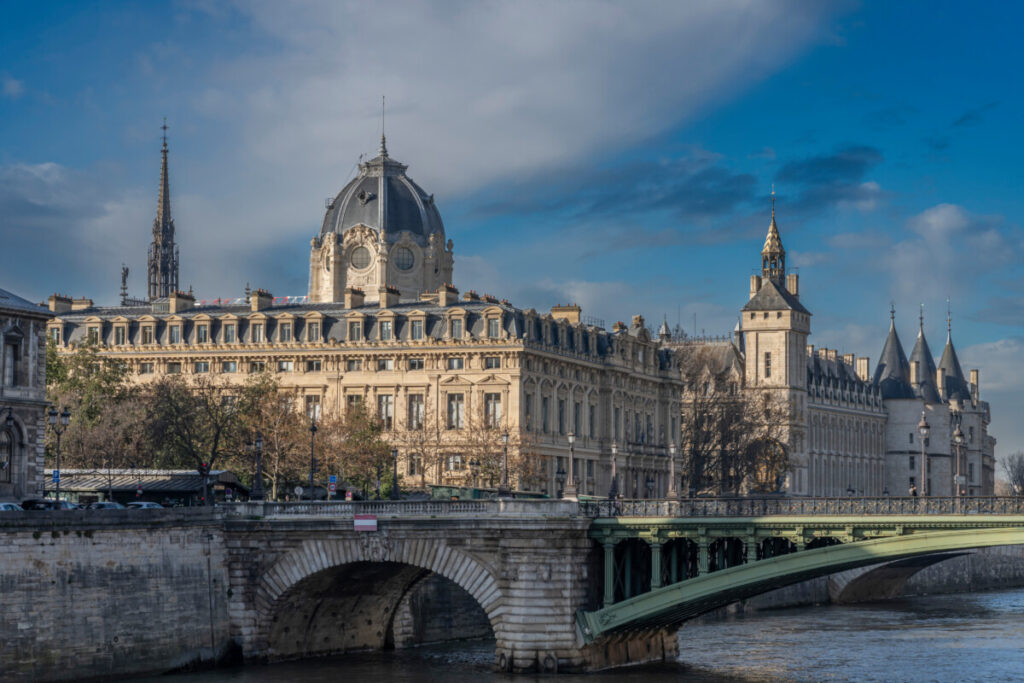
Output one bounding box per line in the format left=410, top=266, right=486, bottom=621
left=253, top=537, right=503, bottom=662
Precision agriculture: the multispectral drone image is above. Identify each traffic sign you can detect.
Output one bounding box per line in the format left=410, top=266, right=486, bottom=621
left=52, top=470, right=59, bottom=483
left=345, top=490, right=353, bottom=501
left=328, top=483, right=337, bottom=492
left=294, top=485, right=303, bottom=497
left=329, top=474, right=337, bottom=484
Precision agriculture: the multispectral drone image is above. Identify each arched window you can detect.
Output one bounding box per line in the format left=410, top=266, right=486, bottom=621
left=0, top=429, right=12, bottom=483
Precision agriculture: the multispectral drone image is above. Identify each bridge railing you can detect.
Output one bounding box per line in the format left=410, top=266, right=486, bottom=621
left=580, top=496, right=1024, bottom=518
left=225, top=498, right=579, bottom=518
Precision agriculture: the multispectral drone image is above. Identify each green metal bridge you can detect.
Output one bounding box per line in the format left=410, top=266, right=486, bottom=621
left=575, top=497, right=1024, bottom=644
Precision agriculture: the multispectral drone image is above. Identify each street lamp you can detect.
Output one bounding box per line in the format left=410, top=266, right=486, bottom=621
left=608, top=441, right=619, bottom=500
left=498, top=431, right=511, bottom=497
left=555, top=463, right=566, bottom=499
left=249, top=434, right=265, bottom=501
left=469, top=458, right=480, bottom=488
left=953, top=423, right=965, bottom=499
left=917, top=411, right=930, bottom=496
left=668, top=442, right=678, bottom=499
left=563, top=432, right=578, bottom=500
left=308, top=419, right=318, bottom=501
left=47, top=406, right=71, bottom=503
left=390, top=447, right=399, bottom=500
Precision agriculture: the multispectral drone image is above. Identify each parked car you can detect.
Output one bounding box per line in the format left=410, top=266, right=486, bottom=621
left=125, top=501, right=163, bottom=510
left=21, top=499, right=79, bottom=510
left=0, top=502, right=24, bottom=511
left=87, top=501, right=125, bottom=510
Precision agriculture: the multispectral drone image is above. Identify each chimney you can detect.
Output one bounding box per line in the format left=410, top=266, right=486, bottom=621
left=910, top=360, right=919, bottom=385
left=251, top=288, right=273, bottom=312
left=462, top=290, right=480, bottom=302
left=970, top=369, right=980, bottom=401
left=380, top=286, right=400, bottom=309
left=71, top=297, right=94, bottom=311
left=631, top=314, right=645, bottom=329
left=786, top=273, right=799, bottom=298
left=843, top=353, right=855, bottom=367
left=437, top=283, right=459, bottom=307
left=750, top=275, right=762, bottom=299
left=827, top=348, right=838, bottom=362
left=344, top=287, right=365, bottom=309
left=48, top=294, right=72, bottom=313
left=807, top=344, right=815, bottom=357
left=856, top=357, right=870, bottom=382
left=612, top=321, right=627, bottom=333
left=169, top=290, right=194, bottom=313
left=551, top=303, right=582, bottom=324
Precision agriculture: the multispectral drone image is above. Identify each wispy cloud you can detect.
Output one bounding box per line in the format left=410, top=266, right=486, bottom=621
left=775, top=145, right=884, bottom=213
left=1, top=74, right=24, bottom=99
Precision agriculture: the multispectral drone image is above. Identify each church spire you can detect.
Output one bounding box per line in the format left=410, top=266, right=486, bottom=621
left=148, top=118, right=179, bottom=301
left=761, top=185, right=785, bottom=283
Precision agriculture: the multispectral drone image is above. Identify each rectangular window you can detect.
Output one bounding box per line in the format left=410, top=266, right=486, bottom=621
left=488, top=318, right=500, bottom=338
left=574, top=401, right=581, bottom=436
left=969, top=426, right=975, bottom=443
left=558, top=399, right=566, bottom=435
left=484, top=356, right=500, bottom=369
left=589, top=404, right=596, bottom=439
left=277, top=360, right=294, bottom=372
left=377, top=358, right=394, bottom=371
left=614, top=406, right=621, bottom=440
left=408, top=358, right=424, bottom=370
left=346, top=359, right=362, bottom=371
left=764, top=351, right=772, bottom=378
left=524, top=395, right=533, bottom=431
left=380, top=320, right=392, bottom=341
left=49, top=327, right=61, bottom=344
left=542, top=397, right=550, bottom=433
left=909, top=432, right=914, bottom=444
left=251, top=323, right=264, bottom=343
left=346, top=394, right=362, bottom=410
left=306, top=359, right=322, bottom=372
left=142, top=326, right=154, bottom=344
left=167, top=362, right=182, bottom=374
left=250, top=361, right=266, bottom=373
left=348, top=321, right=362, bottom=341
left=138, top=362, right=154, bottom=375
left=378, top=394, right=394, bottom=429
left=446, top=454, right=465, bottom=471
left=221, top=361, right=237, bottom=373
left=87, top=326, right=99, bottom=344
left=307, top=321, right=320, bottom=341
left=447, top=393, right=465, bottom=429
left=305, top=395, right=322, bottom=420
left=280, top=322, right=292, bottom=342
left=115, top=327, right=126, bottom=345
left=411, top=320, right=424, bottom=340
left=197, top=324, right=208, bottom=343
left=169, top=325, right=181, bottom=344
left=909, top=455, right=916, bottom=470
left=194, top=361, right=210, bottom=373
left=407, top=453, right=419, bottom=476
left=484, top=393, right=502, bottom=428
left=969, top=463, right=975, bottom=482
left=450, top=319, right=463, bottom=339
left=408, top=394, right=424, bottom=430
left=447, top=357, right=464, bottom=370
left=224, top=324, right=236, bottom=343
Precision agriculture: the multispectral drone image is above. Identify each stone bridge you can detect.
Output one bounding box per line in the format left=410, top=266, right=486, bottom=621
left=3, top=497, right=1024, bottom=681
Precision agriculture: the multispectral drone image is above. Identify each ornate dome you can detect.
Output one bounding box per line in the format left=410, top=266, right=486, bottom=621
left=320, top=138, right=444, bottom=244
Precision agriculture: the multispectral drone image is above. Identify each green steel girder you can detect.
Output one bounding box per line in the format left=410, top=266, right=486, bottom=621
left=578, top=524, right=1024, bottom=643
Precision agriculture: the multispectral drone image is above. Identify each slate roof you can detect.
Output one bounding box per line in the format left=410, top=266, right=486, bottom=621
left=908, top=326, right=942, bottom=404
left=873, top=319, right=915, bottom=399
left=938, top=332, right=971, bottom=401
left=0, top=287, right=51, bottom=318
left=741, top=278, right=810, bottom=314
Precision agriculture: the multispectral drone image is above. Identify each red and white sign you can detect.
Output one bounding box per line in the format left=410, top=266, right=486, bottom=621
left=354, top=514, right=378, bottom=532
left=328, top=482, right=337, bottom=493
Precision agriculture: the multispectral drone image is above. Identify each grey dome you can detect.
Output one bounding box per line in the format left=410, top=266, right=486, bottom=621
left=320, top=141, right=444, bottom=244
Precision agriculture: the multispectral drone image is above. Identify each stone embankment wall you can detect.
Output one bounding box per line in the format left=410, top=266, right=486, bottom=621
left=0, top=510, right=233, bottom=682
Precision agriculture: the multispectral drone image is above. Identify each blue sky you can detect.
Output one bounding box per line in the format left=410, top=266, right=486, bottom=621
left=2, top=1, right=1022, bottom=457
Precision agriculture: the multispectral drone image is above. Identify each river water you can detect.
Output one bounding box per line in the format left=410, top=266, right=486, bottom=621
left=140, top=588, right=1024, bottom=682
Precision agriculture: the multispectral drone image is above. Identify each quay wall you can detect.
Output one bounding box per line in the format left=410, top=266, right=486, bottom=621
left=0, top=510, right=233, bottom=682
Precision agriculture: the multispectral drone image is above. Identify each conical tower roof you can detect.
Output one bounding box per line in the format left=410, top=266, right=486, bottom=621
left=873, top=309, right=914, bottom=399
left=938, top=313, right=970, bottom=401
left=908, top=314, right=941, bottom=404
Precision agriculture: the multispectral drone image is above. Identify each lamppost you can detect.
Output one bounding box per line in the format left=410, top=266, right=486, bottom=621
left=47, top=406, right=70, bottom=503
left=555, top=463, right=566, bottom=499
left=668, top=442, right=678, bottom=499
left=917, top=411, right=930, bottom=496
left=608, top=441, right=619, bottom=500
left=249, top=434, right=265, bottom=501
left=498, top=431, right=511, bottom=497
left=469, top=457, right=480, bottom=488
left=308, top=419, right=318, bottom=501
left=564, top=433, right=578, bottom=500
left=390, top=447, right=399, bottom=500
left=953, top=423, right=965, bottom=499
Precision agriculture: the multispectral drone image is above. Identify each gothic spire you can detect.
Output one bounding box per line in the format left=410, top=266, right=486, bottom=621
left=909, top=306, right=941, bottom=403
left=155, top=118, right=172, bottom=238
left=938, top=300, right=970, bottom=401
left=873, top=306, right=914, bottom=399
left=761, top=186, right=785, bottom=283
left=148, top=119, right=179, bottom=300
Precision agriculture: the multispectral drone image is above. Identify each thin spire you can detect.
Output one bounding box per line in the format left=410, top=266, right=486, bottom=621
left=890, top=302, right=896, bottom=324
left=156, top=118, right=171, bottom=232
left=946, top=297, right=952, bottom=337
left=378, top=95, right=388, bottom=157
left=771, top=183, right=776, bottom=220
left=919, top=302, right=924, bottom=332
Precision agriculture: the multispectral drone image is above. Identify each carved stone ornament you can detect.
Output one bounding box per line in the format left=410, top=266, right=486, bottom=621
left=356, top=190, right=376, bottom=206
left=360, top=532, right=391, bottom=562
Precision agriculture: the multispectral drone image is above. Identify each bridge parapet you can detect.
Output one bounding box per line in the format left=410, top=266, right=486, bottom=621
left=225, top=498, right=579, bottom=518
left=582, top=496, right=1024, bottom=518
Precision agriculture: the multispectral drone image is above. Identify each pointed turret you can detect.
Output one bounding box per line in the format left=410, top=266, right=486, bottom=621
left=938, top=309, right=970, bottom=401
left=873, top=306, right=914, bottom=399
left=761, top=189, right=785, bottom=283
left=147, top=119, right=179, bottom=301
left=908, top=307, right=941, bottom=403
left=658, top=316, right=671, bottom=342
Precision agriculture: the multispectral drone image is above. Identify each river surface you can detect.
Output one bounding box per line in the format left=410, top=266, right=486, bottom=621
left=138, top=588, right=1024, bottom=682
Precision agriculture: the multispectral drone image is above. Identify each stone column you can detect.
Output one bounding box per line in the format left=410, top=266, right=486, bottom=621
left=649, top=541, right=663, bottom=589
left=602, top=542, right=616, bottom=606
left=697, top=539, right=709, bottom=576
left=745, top=536, right=758, bottom=564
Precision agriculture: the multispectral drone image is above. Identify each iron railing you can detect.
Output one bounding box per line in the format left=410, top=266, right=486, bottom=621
left=225, top=498, right=577, bottom=518
left=579, top=496, right=1024, bottom=518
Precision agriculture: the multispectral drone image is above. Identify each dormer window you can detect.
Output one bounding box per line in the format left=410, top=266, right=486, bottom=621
left=197, top=324, right=208, bottom=343
left=380, top=320, right=393, bottom=341
left=49, top=327, right=61, bottom=344
left=279, top=322, right=292, bottom=342
left=251, top=323, right=264, bottom=343
left=348, top=321, right=362, bottom=341
left=87, top=326, right=99, bottom=344
left=169, top=325, right=181, bottom=344
left=451, top=319, right=463, bottom=339
left=307, top=321, right=320, bottom=342
left=411, top=320, right=424, bottom=340
left=115, top=327, right=126, bottom=346
left=488, top=318, right=500, bottom=339
left=142, top=326, right=154, bottom=345
left=223, top=324, right=236, bottom=343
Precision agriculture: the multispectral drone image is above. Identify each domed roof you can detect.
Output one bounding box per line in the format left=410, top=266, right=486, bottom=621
left=320, top=138, right=444, bottom=244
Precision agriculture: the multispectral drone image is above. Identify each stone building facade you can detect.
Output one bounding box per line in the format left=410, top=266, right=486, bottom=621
left=0, top=288, right=52, bottom=502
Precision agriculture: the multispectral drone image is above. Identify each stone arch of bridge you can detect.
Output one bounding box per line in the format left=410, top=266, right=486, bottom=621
left=253, top=537, right=503, bottom=663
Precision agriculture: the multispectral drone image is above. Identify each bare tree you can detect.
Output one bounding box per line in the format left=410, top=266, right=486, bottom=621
left=1002, top=452, right=1024, bottom=496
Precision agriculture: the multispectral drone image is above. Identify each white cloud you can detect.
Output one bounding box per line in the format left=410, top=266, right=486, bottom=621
left=1, top=74, right=24, bottom=99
